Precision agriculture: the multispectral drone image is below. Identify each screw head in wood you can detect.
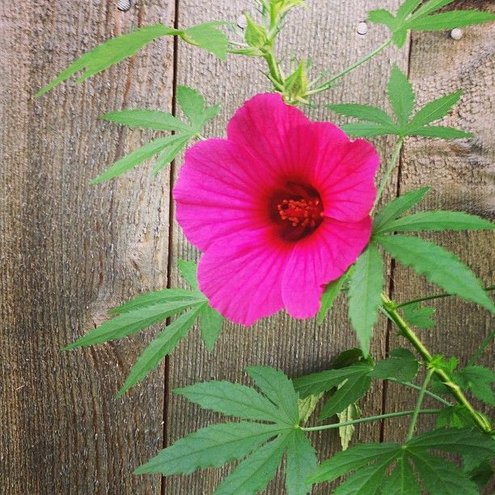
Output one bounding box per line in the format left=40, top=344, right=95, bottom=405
left=117, top=0, right=132, bottom=12
left=357, top=21, right=368, bottom=36
left=450, top=28, right=463, bottom=40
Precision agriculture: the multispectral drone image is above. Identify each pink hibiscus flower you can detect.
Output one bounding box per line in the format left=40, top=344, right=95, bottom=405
left=174, top=93, right=379, bottom=325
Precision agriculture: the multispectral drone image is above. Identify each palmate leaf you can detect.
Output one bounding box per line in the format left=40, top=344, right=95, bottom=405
left=246, top=366, right=300, bottom=425
left=285, top=429, right=318, bottom=495
left=407, top=91, right=462, bottom=129
left=407, top=126, right=471, bottom=139
left=177, top=85, right=220, bottom=130
left=371, top=348, right=419, bottom=382
left=178, top=259, right=199, bottom=289
left=340, top=122, right=397, bottom=138
left=137, top=366, right=316, bottom=494
left=328, top=104, right=395, bottom=127
left=293, top=362, right=373, bottom=398
left=377, top=235, right=495, bottom=314
left=311, top=428, right=495, bottom=494
left=402, top=302, right=436, bottom=329
left=90, top=133, right=193, bottom=184
left=152, top=133, right=192, bottom=174
left=317, top=270, right=350, bottom=323
left=182, top=22, right=229, bottom=60
left=373, top=187, right=430, bottom=233
left=378, top=210, right=495, bottom=234
left=117, top=305, right=205, bottom=396
left=100, top=109, right=191, bottom=132
left=65, top=297, right=205, bottom=349
left=411, top=0, right=454, bottom=19
left=175, top=380, right=285, bottom=424
left=134, top=421, right=283, bottom=475
left=388, top=65, right=415, bottom=126
left=214, top=434, right=289, bottom=495
left=199, top=305, right=224, bottom=351
left=348, top=244, right=384, bottom=356
left=455, top=365, right=495, bottom=406
left=406, top=10, right=495, bottom=31
left=36, top=24, right=180, bottom=96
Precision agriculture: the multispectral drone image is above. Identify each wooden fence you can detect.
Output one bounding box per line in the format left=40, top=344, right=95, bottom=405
left=1, top=0, right=494, bottom=493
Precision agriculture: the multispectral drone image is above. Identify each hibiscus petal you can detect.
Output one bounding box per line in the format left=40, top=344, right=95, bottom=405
left=281, top=217, right=372, bottom=319
left=198, top=231, right=292, bottom=326
left=227, top=93, right=312, bottom=179
left=174, top=139, right=269, bottom=251
left=314, top=136, right=379, bottom=223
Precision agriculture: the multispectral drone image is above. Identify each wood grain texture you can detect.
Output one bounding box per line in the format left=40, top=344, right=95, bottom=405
left=0, top=1, right=174, bottom=493
left=383, top=1, right=495, bottom=444
left=164, top=1, right=409, bottom=493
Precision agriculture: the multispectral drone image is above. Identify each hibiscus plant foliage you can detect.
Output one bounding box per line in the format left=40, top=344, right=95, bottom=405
left=38, top=0, right=495, bottom=493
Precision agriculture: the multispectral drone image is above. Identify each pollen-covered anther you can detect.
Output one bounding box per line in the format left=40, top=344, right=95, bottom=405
left=277, top=198, right=324, bottom=228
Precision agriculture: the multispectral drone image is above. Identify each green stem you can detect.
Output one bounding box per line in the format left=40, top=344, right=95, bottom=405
left=407, top=368, right=434, bottom=441
left=306, top=39, right=392, bottom=95
left=381, top=294, right=492, bottom=433
left=373, top=138, right=404, bottom=212
left=396, top=286, right=495, bottom=309
left=389, top=379, right=451, bottom=407
left=301, top=409, right=440, bottom=432
left=262, top=44, right=284, bottom=88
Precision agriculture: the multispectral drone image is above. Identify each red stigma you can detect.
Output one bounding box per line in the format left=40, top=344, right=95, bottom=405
left=277, top=198, right=324, bottom=228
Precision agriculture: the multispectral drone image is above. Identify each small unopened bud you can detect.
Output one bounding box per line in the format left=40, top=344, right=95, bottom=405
left=283, top=60, right=309, bottom=103
left=244, top=14, right=268, bottom=49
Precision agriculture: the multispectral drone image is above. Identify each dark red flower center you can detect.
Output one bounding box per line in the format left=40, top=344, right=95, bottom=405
left=269, top=181, right=324, bottom=242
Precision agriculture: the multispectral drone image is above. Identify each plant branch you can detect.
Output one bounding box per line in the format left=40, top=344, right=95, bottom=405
left=381, top=293, right=493, bottom=433
left=389, top=379, right=452, bottom=407
left=407, top=368, right=434, bottom=441
left=373, top=138, right=404, bottom=212
left=306, top=39, right=392, bottom=95
left=300, top=409, right=440, bottom=432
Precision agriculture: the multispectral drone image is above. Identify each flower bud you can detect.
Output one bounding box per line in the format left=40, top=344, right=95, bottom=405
left=244, top=14, right=269, bottom=49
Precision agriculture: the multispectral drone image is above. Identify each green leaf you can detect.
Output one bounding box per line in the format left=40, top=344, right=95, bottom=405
left=373, top=187, right=430, bottom=233
left=90, top=135, right=180, bottom=184
left=183, top=22, right=229, bottom=60
left=408, top=91, right=462, bottom=128
left=368, top=9, right=398, bottom=29
left=36, top=24, right=180, bottom=96
left=407, top=450, right=479, bottom=495
left=134, top=421, right=282, bottom=475
left=246, top=366, right=300, bottom=425
left=111, top=288, right=204, bottom=315
left=436, top=405, right=477, bottom=429
left=118, top=307, right=203, bottom=395
left=372, top=348, right=419, bottom=382
left=175, top=380, right=284, bottom=424
left=348, top=245, right=385, bottom=356
left=319, top=370, right=372, bottom=420
left=341, top=122, right=398, bottom=137
left=377, top=235, right=495, bottom=314
left=407, top=10, right=495, bottom=31
left=396, top=0, right=423, bottom=20
left=294, top=363, right=373, bottom=398
left=328, top=104, right=395, bottom=127
left=199, top=305, right=224, bottom=351
left=406, top=427, right=495, bottom=459
left=337, top=403, right=360, bottom=451
left=408, top=126, right=472, bottom=139
left=214, top=434, right=288, bottom=495
left=309, top=443, right=400, bottom=483
left=456, top=365, right=495, bottom=406
left=285, top=429, right=317, bottom=495
left=388, top=65, right=415, bottom=127
left=411, top=0, right=455, bottom=19
left=178, top=259, right=199, bottom=289
left=152, top=133, right=192, bottom=174
left=402, top=302, right=436, bottom=329
left=100, top=109, right=191, bottom=132
left=392, top=28, right=409, bottom=48
left=379, top=210, right=495, bottom=234
left=65, top=299, right=205, bottom=349
left=317, top=271, right=349, bottom=324
left=381, top=454, right=420, bottom=495
left=333, top=453, right=398, bottom=495
left=176, top=85, right=219, bottom=129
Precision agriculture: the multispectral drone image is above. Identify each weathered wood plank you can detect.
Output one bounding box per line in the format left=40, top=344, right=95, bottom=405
left=0, top=1, right=174, bottom=493
left=383, top=1, right=495, bottom=447
left=164, top=1, right=408, bottom=493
